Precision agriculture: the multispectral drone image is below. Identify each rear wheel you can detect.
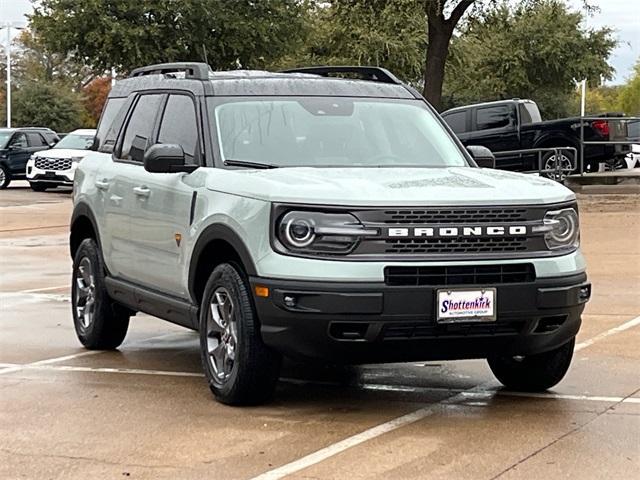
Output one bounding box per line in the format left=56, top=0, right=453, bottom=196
left=541, top=150, right=575, bottom=181
left=488, top=338, right=575, bottom=392
left=0, top=165, right=11, bottom=189
left=29, top=182, right=48, bottom=192
left=71, top=238, right=130, bottom=349
left=199, top=263, right=281, bottom=405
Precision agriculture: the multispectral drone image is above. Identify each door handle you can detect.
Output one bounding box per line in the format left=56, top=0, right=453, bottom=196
left=95, top=180, right=110, bottom=191
left=133, top=186, right=151, bottom=198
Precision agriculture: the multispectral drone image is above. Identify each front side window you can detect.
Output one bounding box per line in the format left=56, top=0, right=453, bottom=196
left=53, top=134, right=95, bottom=150
left=120, top=94, right=163, bottom=161
left=10, top=133, right=27, bottom=148
left=157, top=95, right=199, bottom=161
left=96, top=98, right=126, bottom=153
left=209, top=97, right=468, bottom=168
left=476, top=106, right=513, bottom=131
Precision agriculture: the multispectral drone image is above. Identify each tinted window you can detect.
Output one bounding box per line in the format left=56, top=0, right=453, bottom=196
left=96, top=98, right=126, bottom=153
left=27, top=132, right=47, bottom=147
left=443, top=111, right=467, bottom=134
left=519, top=103, right=541, bottom=125
left=120, top=94, right=163, bottom=161
left=476, top=106, right=512, bottom=130
left=10, top=133, right=27, bottom=148
left=157, top=95, right=198, bottom=161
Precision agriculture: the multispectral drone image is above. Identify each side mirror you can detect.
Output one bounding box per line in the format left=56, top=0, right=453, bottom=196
left=467, top=145, right=496, bottom=169
left=143, top=144, right=198, bottom=173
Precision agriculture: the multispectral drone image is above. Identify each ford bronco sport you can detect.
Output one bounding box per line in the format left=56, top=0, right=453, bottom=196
left=70, top=63, right=591, bottom=405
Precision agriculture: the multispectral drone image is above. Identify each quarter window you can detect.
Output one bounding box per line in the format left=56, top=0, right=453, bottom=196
left=443, top=111, right=467, bottom=134
left=120, top=94, right=163, bottom=161
left=476, top=106, right=512, bottom=130
left=157, top=95, right=199, bottom=161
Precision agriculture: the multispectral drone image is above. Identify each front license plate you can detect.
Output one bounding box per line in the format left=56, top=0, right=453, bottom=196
left=436, top=288, right=496, bottom=323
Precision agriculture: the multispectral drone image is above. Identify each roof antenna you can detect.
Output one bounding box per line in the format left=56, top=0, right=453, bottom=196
left=202, top=44, right=209, bottom=66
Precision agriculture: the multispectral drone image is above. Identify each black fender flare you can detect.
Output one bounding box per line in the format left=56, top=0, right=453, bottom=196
left=69, top=202, right=102, bottom=258
left=188, top=223, right=258, bottom=301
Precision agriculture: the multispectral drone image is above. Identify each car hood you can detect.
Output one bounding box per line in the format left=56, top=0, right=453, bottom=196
left=33, top=148, right=91, bottom=158
left=205, top=167, right=574, bottom=206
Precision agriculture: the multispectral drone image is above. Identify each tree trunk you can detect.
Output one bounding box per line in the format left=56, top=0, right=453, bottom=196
left=422, top=22, right=454, bottom=111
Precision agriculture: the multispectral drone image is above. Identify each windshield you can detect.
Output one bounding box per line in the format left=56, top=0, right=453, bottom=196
left=209, top=97, right=468, bottom=168
left=53, top=134, right=94, bottom=150
left=0, top=131, right=12, bottom=149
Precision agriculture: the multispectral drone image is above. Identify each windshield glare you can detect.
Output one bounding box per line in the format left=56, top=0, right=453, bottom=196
left=0, top=132, right=12, bottom=149
left=54, top=134, right=94, bottom=150
left=210, top=98, right=468, bottom=168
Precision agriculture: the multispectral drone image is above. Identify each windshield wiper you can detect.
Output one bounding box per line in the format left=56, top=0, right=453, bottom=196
left=223, top=159, right=279, bottom=169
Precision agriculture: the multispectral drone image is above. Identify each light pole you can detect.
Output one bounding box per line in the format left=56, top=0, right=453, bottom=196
left=2, top=22, right=26, bottom=128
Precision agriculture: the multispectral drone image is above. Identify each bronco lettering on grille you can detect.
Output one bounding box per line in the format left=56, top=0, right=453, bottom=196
left=387, top=226, right=528, bottom=237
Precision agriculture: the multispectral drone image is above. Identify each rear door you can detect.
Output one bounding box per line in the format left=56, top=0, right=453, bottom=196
left=102, top=93, right=165, bottom=282
left=130, top=93, right=202, bottom=298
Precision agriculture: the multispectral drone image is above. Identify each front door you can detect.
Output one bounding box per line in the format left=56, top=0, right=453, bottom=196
left=129, top=94, right=202, bottom=298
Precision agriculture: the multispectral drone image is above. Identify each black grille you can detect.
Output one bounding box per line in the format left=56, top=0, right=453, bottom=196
left=384, top=264, right=535, bottom=286
left=384, top=236, right=528, bottom=254
left=380, top=208, right=528, bottom=224
left=35, top=157, right=72, bottom=171
left=383, top=321, right=523, bottom=339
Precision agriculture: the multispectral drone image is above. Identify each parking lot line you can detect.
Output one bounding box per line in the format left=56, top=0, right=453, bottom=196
left=250, top=314, right=640, bottom=480
left=18, top=284, right=69, bottom=293
left=574, top=315, right=640, bottom=351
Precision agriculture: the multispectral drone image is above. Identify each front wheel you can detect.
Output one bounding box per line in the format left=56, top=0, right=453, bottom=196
left=0, top=165, right=11, bottom=189
left=488, top=338, right=575, bottom=392
left=199, top=263, right=281, bottom=405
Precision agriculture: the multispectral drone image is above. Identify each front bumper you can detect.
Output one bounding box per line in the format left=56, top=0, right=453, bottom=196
left=251, top=273, right=590, bottom=363
left=26, top=161, right=75, bottom=186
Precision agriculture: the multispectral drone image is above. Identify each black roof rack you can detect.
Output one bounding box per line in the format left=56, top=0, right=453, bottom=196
left=129, top=62, right=211, bottom=80
left=281, top=66, right=402, bottom=85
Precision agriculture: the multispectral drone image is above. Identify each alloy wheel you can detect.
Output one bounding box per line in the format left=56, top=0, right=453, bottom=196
left=206, top=287, right=238, bottom=383
left=543, top=154, right=574, bottom=181
left=74, top=257, right=96, bottom=329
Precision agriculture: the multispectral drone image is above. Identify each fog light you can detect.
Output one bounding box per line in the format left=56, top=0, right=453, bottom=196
left=579, top=285, right=591, bottom=301
left=283, top=295, right=296, bottom=308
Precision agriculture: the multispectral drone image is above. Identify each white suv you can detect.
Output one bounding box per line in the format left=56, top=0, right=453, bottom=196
left=27, top=129, right=96, bottom=191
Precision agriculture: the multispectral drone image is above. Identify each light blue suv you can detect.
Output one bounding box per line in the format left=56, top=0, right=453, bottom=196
left=70, top=63, right=591, bottom=405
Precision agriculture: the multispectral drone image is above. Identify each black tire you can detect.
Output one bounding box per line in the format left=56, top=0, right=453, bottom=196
left=488, top=338, right=575, bottom=392
left=0, top=165, right=11, bottom=189
left=29, top=182, right=48, bottom=192
left=199, top=263, right=281, bottom=405
left=71, top=238, right=130, bottom=349
left=541, top=150, right=576, bottom=181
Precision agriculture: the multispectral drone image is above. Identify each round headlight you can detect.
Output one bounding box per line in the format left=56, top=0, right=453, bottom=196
left=543, top=208, right=579, bottom=249
left=284, top=218, right=315, bottom=248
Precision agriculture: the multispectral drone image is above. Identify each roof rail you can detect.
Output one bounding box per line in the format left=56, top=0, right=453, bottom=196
left=129, top=62, right=211, bottom=80
left=281, top=66, right=402, bottom=85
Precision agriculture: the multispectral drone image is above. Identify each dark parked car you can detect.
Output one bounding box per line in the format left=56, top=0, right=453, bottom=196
left=0, top=127, right=60, bottom=189
left=442, top=99, right=630, bottom=178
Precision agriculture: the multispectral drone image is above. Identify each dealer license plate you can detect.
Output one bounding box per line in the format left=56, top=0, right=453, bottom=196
left=436, top=288, right=496, bottom=323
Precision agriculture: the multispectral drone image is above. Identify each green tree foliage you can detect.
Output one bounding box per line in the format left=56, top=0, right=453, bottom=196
left=618, top=60, right=640, bottom=115
left=29, top=0, right=310, bottom=74
left=283, top=0, right=426, bottom=83
left=12, top=82, right=84, bottom=132
left=444, top=0, right=616, bottom=117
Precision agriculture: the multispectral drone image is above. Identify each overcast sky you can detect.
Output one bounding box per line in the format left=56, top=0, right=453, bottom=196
left=1, top=0, right=638, bottom=84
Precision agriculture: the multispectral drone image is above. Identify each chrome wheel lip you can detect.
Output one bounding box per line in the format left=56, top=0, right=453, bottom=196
left=206, top=286, right=238, bottom=383
left=74, top=257, right=96, bottom=329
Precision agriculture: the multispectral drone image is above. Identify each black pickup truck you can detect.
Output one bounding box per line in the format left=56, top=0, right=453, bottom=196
left=441, top=99, right=630, bottom=177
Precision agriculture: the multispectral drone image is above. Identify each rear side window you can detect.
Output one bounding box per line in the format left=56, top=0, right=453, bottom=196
left=157, top=95, right=199, bottom=161
left=27, top=132, right=47, bottom=147
left=119, top=94, right=163, bottom=161
left=476, top=106, right=512, bottom=130
left=443, top=111, right=467, bottom=134
left=96, top=98, right=126, bottom=153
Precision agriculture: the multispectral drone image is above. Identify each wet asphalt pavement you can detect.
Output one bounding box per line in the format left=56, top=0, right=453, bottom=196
left=1, top=182, right=639, bottom=479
